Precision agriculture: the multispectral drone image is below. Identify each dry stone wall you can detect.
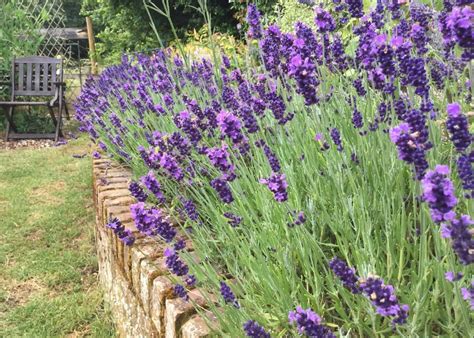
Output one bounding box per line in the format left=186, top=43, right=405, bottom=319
left=92, top=158, right=214, bottom=338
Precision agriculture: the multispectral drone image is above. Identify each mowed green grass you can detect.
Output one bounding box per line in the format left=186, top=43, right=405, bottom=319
left=0, top=136, right=116, bottom=337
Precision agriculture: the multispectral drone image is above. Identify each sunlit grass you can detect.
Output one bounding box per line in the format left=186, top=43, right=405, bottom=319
left=0, top=136, right=116, bottom=337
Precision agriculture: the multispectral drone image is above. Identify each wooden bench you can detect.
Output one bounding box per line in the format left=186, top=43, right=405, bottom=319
left=0, top=56, right=68, bottom=142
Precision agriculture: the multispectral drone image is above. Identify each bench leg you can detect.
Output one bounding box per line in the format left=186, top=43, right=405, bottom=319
left=48, top=106, right=58, bottom=126
left=5, top=106, right=16, bottom=141
left=54, top=102, right=63, bottom=142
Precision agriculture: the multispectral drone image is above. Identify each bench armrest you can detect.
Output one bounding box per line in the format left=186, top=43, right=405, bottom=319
left=53, top=81, right=67, bottom=87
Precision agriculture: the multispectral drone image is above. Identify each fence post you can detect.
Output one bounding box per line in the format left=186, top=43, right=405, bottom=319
left=86, top=17, right=97, bottom=75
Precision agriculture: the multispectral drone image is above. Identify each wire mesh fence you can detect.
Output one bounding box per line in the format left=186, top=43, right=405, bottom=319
left=18, top=0, right=67, bottom=57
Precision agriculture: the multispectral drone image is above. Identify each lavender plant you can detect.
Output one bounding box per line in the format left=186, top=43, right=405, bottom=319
left=75, top=1, right=473, bottom=336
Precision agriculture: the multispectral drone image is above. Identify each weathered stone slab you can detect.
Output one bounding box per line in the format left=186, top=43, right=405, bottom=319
left=150, top=275, right=174, bottom=336
left=164, top=290, right=210, bottom=338
left=182, top=315, right=213, bottom=338
left=139, top=257, right=168, bottom=317
left=131, top=240, right=162, bottom=295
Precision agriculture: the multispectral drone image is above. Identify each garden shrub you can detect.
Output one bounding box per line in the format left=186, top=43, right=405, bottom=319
left=168, top=25, right=246, bottom=63
left=76, top=1, right=473, bottom=337
left=0, top=0, right=50, bottom=131
left=0, top=0, right=46, bottom=97
left=270, top=0, right=317, bottom=32
left=80, top=0, right=268, bottom=65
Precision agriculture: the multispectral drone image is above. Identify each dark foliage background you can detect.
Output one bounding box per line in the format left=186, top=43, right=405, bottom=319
left=80, top=0, right=277, bottom=64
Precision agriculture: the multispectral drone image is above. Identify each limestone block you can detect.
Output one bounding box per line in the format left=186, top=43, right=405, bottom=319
left=131, top=240, right=162, bottom=294
left=139, top=257, right=168, bottom=317
left=150, top=275, right=174, bottom=336
left=98, top=182, right=130, bottom=195
left=102, top=196, right=135, bottom=226
left=164, top=290, right=210, bottom=338
left=182, top=315, right=213, bottom=338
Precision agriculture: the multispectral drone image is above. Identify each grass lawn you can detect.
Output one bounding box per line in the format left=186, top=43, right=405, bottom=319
left=0, top=136, right=116, bottom=337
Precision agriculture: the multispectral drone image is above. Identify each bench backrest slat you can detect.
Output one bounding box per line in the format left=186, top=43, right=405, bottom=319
left=25, top=62, right=32, bottom=93
left=34, top=63, right=40, bottom=92
left=13, top=56, right=63, bottom=97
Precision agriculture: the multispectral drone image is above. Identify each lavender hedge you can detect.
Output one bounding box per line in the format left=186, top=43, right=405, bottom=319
left=76, top=1, right=473, bottom=336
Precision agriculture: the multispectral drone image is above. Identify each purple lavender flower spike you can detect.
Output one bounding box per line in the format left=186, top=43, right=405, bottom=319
left=243, top=320, right=270, bottom=338
left=353, top=79, right=366, bottom=96
left=98, top=141, right=107, bottom=152
left=445, top=215, right=474, bottom=265
left=314, top=7, right=336, bottom=33
left=288, top=306, right=335, bottom=337
left=222, top=55, right=231, bottom=69
left=288, top=54, right=319, bottom=106
left=352, top=109, right=364, bottom=129
left=266, top=91, right=293, bottom=125
left=246, top=4, right=263, bottom=40
left=370, top=1, right=385, bottom=29
left=129, top=181, right=148, bottom=202
left=141, top=171, right=166, bottom=203
left=389, top=122, right=429, bottom=180
left=224, top=212, right=243, bottom=227
left=260, top=172, right=288, bottom=202
left=295, top=211, right=306, bottom=226
left=174, top=284, right=189, bottom=300
left=351, top=153, right=360, bottom=164
left=330, top=128, right=343, bottom=151
left=207, top=144, right=236, bottom=181
left=260, top=25, right=283, bottom=76
left=331, top=35, right=348, bottom=70
left=411, top=23, right=428, bottom=55
left=359, top=277, right=410, bottom=326
left=211, top=178, right=234, bottom=204
left=444, top=6, right=474, bottom=61
left=329, top=257, right=361, bottom=294
left=185, top=274, right=196, bottom=287
left=446, top=103, right=472, bottom=153
left=220, top=281, right=239, bottom=308
left=238, top=106, right=259, bottom=133
left=255, top=139, right=281, bottom=172
left=159, top=153, right=184, bottom=181
left=222, top=85, right=240, bottom=111
left=429, top=58, right=448, bottom=90
left=164, top=248, right=189, bottom=276
left=174, top=110, right=202, bottom=145
left=388, top=0, right=401, bottom=20
left=421, top=165, right=458, bottom=223
left=181, top=198, right=199, bottom=221
left=174, top=238, right=186, bottom=251
left=106, top=217, right=135, bottom=246
left=456, top=152, right=473, bottom=198
left=295, top=22, right=321, bottom=63
left=392, top=304, right=410, bottom=327
left=288, top=210, right=306, bottom=228
left=345, top=0, right=364, bottom=18
left=130, top=203, right=177, bottom=242
left=217, top=111, right=246, bottom=146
